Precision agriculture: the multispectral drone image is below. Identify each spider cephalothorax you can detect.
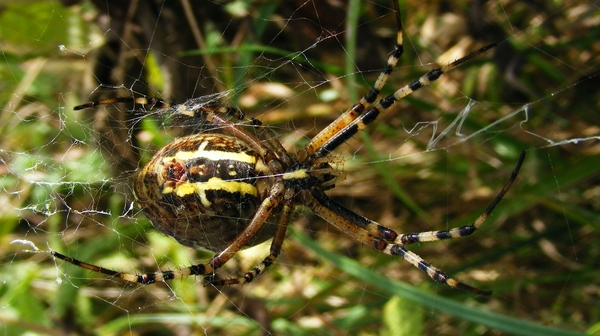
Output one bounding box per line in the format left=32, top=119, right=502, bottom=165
left=43, top=0, right=524, bottom=295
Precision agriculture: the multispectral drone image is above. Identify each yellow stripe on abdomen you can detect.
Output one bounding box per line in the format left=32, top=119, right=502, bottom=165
left=163, top=177, right=258, bottom=207
left=164, top=140, right=257, bottom=165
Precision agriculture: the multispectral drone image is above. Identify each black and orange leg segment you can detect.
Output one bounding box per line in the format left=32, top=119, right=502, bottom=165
left=49, top=249, right=216, bottom=285
left=47, top=175, right=290, bottom=286
left=210, top=201, right=293, bottom=286
left=308, top=151, right=524, bottom=295
left=74, top=96, right=279, bottom=159
left=302, top=0, right=404, bottom=159
left=400, top=151, right=525, bottom=245
left=73, top=97, right=168, bottom=111
left=74, top=96, right=245, bottom=120
left=310, top=42, right=498, bottom=160
left=308, top=189, right=491, bottom=295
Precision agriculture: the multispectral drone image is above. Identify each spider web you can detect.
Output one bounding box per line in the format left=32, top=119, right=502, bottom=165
left=2, top=0, right=599, bottom=335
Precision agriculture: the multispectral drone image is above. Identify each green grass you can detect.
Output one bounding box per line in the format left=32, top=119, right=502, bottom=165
left=1, top=1, right=599, bottom=335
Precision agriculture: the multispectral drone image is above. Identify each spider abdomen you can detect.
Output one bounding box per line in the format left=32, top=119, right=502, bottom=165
left=133, top=133, right=278, bottom=252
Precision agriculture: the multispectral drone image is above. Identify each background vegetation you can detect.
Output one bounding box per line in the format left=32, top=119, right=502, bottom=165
left=1, top=0, right=598, bottom=335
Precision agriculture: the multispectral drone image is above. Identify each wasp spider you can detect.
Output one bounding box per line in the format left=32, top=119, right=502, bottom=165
left=46, top=1, right=524, bottom=295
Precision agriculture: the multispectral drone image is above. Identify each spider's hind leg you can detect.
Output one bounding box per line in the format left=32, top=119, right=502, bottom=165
left=47, top=248, right=218, bottom=285
left=308, top=189, right=493, bottom=295
left=306, top=151, right=525, bottom=295
left=209, top=201, right=293, bottom=287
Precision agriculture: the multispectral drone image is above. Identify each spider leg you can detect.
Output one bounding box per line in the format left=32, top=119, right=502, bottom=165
left=48, top=177, right=287, bottom=285
left=49, top=249, right=215, bottom=284
left=171, top=103, right=287, bottom=164
left=210, top=200, right=293, bottom=286
left=306, top=151, right=524, bottom=295
left=206, top=178, right=286, bottom=270
left=401, top=151, right=525, bottom=244
left=247, top=117, right=294, bottom=167
left=170, top=96, right=246, bottom=120
left=307, top=189, right=491, bottom=295
left=312, top=151, right=524, bottom=243
left=310, top=42, right=497, bottom=159
left=74, top=96, right=246, bottom=120
left=302, top=0, right=404, bottom=159
left=74, top=97, right=288, bottom=163
left=73, top=97, right=168, bottom=110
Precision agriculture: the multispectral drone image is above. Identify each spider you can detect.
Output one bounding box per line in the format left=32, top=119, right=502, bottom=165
left=43, top=1, right=524, bottom=295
